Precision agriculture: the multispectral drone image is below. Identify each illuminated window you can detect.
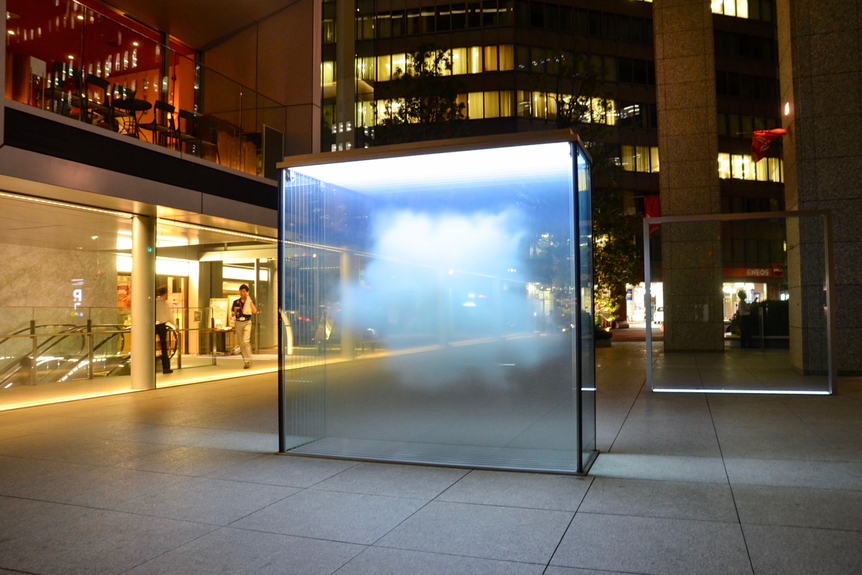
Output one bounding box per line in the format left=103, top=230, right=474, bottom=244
left=623, top=145, right=660, bottom=173
left=532, top=92, right=548, bottom=119
left=484, top=46, right=498, bottom=71
left=517, top=90, right=531, bottom=117
left=392, top=53, right=408, bottom=77
left=484, top=92, right=500, bottom=118
left=356, top=100, right=374, bottom=128
left=377, top=55, right=391, bottom=82
left=322, top=61, right=335, bottom=85
left=768, top=157, right=782, bottom=182
left=713, top=0, right=751, bottom=18
left=650, top=147, right=660, bottom=173
left=635, top=146, right=650, bottom=172
left=718, top=153, right=732, bottom=179
left=469, top=46, right=482, bottom=73
left=756, top=158, right=768, bottom=181
left=720, top=154, right=783, bottom=182
left=323, top=19, right=336, bottom=43
left=600, top=98, right=617, bottom=126
left=451, top=47, right=467, bottom=75
left=468, top=92, right=484, bottom=118
left=500, top=91, right=514, bottom=116
left=499, top=45, right=514, bottom=70
left=356, top=57, right=375, bottom=82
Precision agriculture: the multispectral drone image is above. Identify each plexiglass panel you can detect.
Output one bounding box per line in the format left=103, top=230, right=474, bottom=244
left=279, top=139, right=596, bottom=473
left=645, top=213, right=833, bottom=394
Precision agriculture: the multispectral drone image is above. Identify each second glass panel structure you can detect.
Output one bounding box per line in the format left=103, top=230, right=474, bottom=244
left=278, top=133, right=596, bottom=473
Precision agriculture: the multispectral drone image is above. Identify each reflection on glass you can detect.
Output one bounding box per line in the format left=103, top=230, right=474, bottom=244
left=5, top=0, right=285, bottom=179
left=646, top=213, right=833, bottom=394
left=279, top=137, right=596, bottom=473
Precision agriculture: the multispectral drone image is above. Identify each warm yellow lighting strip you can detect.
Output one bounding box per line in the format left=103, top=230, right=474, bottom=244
left=0, top=191, right=133, bottom=218
left=157, top=219, right=277, bottom=243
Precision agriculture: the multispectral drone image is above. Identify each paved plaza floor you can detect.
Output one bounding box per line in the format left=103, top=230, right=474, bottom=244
left=0, top=342, right=860, bottom=574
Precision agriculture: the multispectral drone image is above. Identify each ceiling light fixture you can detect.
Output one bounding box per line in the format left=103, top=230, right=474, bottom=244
left=157, top=218, right=277, bottom=243
left=0, top=191, right=133, bottom=218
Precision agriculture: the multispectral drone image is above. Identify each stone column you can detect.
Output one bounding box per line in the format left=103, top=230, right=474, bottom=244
left=653, top=0, right=723, bottom=352
left=777, top=0, right=860, bottom=375
left=335, top=0, right=356, bottom=151
left=131, top=215, right=156, bottom=390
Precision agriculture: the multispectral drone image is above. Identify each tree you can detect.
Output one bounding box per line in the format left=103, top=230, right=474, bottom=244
left=542, top=52, right=640, bottom=324
left=376, top=45, right=466, bottom=145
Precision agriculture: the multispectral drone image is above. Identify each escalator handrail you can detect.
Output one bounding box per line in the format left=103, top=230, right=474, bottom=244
left=0, top=323, right=82, bottom=348
left=0, top=326, right=131, bottom=386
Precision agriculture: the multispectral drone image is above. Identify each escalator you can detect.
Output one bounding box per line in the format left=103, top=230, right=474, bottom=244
left=0, top=323, right=176, bottom=389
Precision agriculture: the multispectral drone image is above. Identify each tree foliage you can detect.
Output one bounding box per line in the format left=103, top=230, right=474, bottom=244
left=376, top=45, right=466, bottom=145
left=545, top=53, right=640, bottom=322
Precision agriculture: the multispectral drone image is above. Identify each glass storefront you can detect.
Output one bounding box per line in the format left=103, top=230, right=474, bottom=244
left=0, top=192, right=277, bottom=410
left=278, top=133, right=596, bottom=473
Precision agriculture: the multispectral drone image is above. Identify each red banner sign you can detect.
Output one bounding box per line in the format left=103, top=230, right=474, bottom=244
left=751, top=128, right=788, bottom=163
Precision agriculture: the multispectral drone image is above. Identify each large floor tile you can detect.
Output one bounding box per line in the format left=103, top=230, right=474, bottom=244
left=579, top=477, right=738, bottom=522
left=377, top=501, right=572, bottom=564
left=724, top=458, right=862, bottom=490
left=551, top=513, right=752, bottom=575
left=207, top=454, right=359, bottom=487
left=114, top=477, right=297, bottom=525
left=0, top=454, right=95, bottom=495
left=589, top=453, right=728, bottom=483
left=0, top=496, right=95, bottom=541
left=312, top=462, right=468, bottom=499
left=0, top=433, right=173, bottom=466
left=744, top=524, right=862, bottom=575
left=124, top=526, right=363, bottom=575
left=436, top=470, right=592, bottom=511
left=609, top=417, right=722, bottom=457
left=188, top=429, right=276, bottom=451
left=0, top=509, right=214, bottom=575
left=118, top=445, right=261, bottom=476
left=733, top=484, right=862, bottom=531
left=337, top=546, right=544, bottom=575
left=232, top=488, right=425, bottom=544
left=8, top=464, right=190, bottom=508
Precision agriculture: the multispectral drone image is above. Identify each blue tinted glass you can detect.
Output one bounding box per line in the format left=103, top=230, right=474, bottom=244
left=279, top=141, right=595, bottom=473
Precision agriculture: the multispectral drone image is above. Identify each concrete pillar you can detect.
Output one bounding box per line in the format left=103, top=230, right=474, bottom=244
left=777, top=0, right=860, bottom=374
left=653, top=0, right=723, bottom=352
left=335, top=0, right=356, bottom=151
left=131, top=215, right=156, bottom=390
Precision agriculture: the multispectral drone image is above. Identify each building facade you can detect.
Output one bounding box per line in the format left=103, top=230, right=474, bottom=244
left=0, top=0, right=321, bottom=409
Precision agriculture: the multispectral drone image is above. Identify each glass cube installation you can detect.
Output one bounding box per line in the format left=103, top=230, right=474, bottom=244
left=277, top=132, right=596, bottom=473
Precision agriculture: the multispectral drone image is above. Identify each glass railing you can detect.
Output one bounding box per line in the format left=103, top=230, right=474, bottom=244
left=0, top=307, right=132, bottom=392
left=0, top=305, right=278, bottom=408
left=5, top=0, right=285, bottom=179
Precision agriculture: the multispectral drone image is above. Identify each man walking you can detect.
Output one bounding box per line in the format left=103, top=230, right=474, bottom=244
left=232, top=284, right=257, bottom=368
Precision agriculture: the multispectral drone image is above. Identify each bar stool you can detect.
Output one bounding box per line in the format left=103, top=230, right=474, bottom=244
left=138, top=101, right=176, bottom=148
